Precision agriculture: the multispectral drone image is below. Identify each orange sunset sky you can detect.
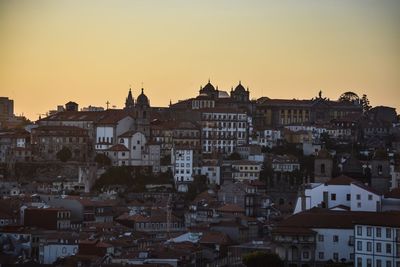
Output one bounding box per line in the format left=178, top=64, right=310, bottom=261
left=0, top=0, right=399, bottom=120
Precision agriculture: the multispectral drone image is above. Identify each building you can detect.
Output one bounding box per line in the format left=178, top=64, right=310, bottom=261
left=201, top=108, right=250, bottom=155
left=172, top=147, right=195, bottom=192
left=39, top=232, right=79, bottom=264
left=0, top=129, right=32, bottom=163
left=354, top=213, right=400, bottom=267
left=31, top=125, right=90, bottom=161
left=23, top=207, right=71, bottom=230
left=271, top=154, right=300, bottom=173
left=0, top=97, right=14, bottom=129
left=65, top=101, right=79, bottom=112
left=251, top=128, right=282, bottom=148
left=272, top=208, right=400, bottom=267
left=254, top=91, right=362, bottom=128
left=294, top=175, right=382, bottom=214
left=314, top=148, right=333, bottom=183
left=217, top=181, right=270, bottom=217
left=231, top=160, right=262, bottom=182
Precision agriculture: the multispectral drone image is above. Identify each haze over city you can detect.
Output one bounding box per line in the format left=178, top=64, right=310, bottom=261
left=1, top=0, right=399, bottom=120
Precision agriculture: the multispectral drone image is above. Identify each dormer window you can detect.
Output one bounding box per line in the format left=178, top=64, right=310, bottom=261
left=120, top=138, right=124, bottom=144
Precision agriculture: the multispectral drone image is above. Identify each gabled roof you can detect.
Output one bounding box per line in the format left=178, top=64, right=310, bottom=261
left=326, top=175, right=358, bottom=185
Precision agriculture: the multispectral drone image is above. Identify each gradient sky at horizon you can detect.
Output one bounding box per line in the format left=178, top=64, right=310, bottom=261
left=0, top=0, right=399, bottom=120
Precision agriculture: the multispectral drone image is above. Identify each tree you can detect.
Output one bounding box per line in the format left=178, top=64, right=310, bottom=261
left=185, top=175, right=208, bottom=201
left=56, top=147, right=72, bottom=162
left=94, top=153, right=111, bottom=166
left=93, top=166, right=133, bottom=190
left=243, top=251, right=283, bottom=267
left=360, top=94, right=371, bottom=113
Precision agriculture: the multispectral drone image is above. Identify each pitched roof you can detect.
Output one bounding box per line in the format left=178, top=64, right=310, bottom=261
left=277, top=208, right=400, bottom=229
left=199, top=231, right=232, bottom=245
left=217, top=203, right=245, bottom=213
left=385, top=188, right=400, bottom=199
left=107, top=144, right=129, bottom=152
left=326, top=175, right=358, bottom=185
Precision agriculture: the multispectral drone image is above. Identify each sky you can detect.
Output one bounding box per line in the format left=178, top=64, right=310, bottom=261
left=0, top=0, right=399, bottom=120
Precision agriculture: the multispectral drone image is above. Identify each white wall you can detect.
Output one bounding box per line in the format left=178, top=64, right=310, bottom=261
left=354, top=225, right=400, bottom=267
left=42, top=244, right=78, bottom=264
left=314, top=228, right=354, bottom=262
left=96, top=126, right=114, bottom=144
left=294, top=183, right=381, bottom=214
left=350, top=184, right=381, bottom=211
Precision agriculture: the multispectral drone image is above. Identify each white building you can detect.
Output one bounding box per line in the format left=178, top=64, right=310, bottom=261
left=354, top=213, right=400, bottom=267
left=100, top=131, right=160, bottom=172
left=200, top=159, right=221, bottom=185
left=95, top=113, right=135, bottom=150
left=273, top=209, right=400, bottom=266
left=294, top=175, right=382, bottom=214
left=271, top=154, right=300, bottom=173
left=172, top=147, right=194, bottom=192
left=39, top=235, right=79, bottom=264
left=201, top=109, right=250, bottom=155
left=390, top=165, right=400, bottom=189
left=251, top=129, right=282, bottom=148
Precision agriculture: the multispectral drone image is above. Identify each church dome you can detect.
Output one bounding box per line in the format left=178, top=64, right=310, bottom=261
left=234, top=81, right=246, bottom=93
left=201, top=81, right=216, bottom=94
left=137, top=88, right=150, bottom=107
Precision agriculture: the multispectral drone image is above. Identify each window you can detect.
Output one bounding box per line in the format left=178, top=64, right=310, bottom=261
left=357, top=202, right=361, bottom=208
left=368, top=194, right=373, bottom=200
left=376, top=259, right=382, bottom=267
left=319, top=252, right=324, bottom=259
left=386, top=228, right=391, bottom=238
left=357, top=257, right=362, bottom=267
left=356, top=194, right=361, bottom=200
left=331, top=194, right=336, bottom=201
left=386, top=261, right=391, bottom=267
left=318, top=234, right=324, bottom=242
left=333, top=253, right=338, bottom=261
left=357, top=226, right=362, bottom=236
left=376, top=227, right=381, bottom=237
left=367, top=242, right=372, bottom=251
left=346, top=194, right=351, bottom=201
left=333, top=235, right=339, bottom=242
left=62, top=247, right=67, bottom=254
left=367, top=227, right=372, bottom=236
left=377, top=242, right=382, bottom=252
left=302, top=251, right=309, bottom=259
left=367, top=259, right=372, bottom=267
left=386, top=243, right=391, bottom=254
left=357, top=241, right=362, bottom=251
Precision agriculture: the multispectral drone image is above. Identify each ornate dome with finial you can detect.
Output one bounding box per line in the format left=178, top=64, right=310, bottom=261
left=201, top=80, right=216, bottom=94
left=234, top=81, right=246, bottom=93
left=137, top=88, right=150, bottom=107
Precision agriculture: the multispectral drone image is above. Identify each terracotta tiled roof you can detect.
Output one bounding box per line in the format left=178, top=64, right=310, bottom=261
left=278, top=208, right=400, bottom=228
left=199, top=231, right=232, bottom=245
left=326, top=175, right=358, bottom=185
left=107, top=144, right=129, bottom=152
left=217, top=203, right=245, bottom=213
left=385, top=188, right=400, bottom=199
